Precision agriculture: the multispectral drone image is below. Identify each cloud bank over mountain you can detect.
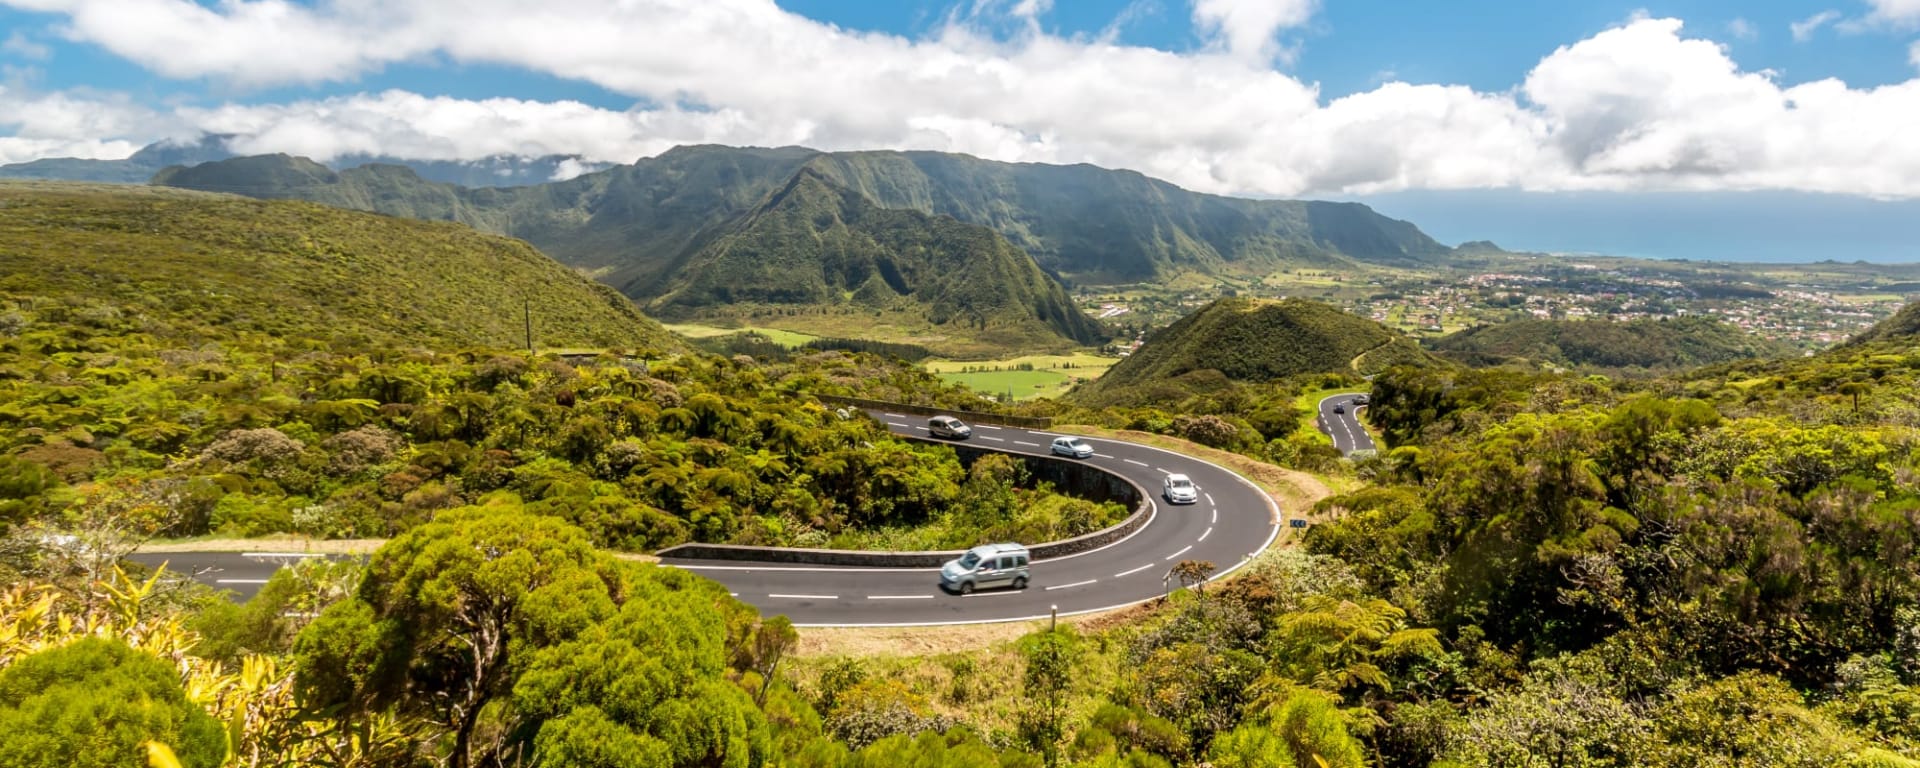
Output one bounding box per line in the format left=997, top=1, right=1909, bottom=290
left=3, top=1, right=1920, bottom=199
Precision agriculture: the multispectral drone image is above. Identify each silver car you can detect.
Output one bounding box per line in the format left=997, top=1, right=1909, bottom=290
left=940, top=543, right=1031, bottom=594
left=1163, top=473, right=1198, bottom=504
left=1050, top=436, right=1094, bottom=458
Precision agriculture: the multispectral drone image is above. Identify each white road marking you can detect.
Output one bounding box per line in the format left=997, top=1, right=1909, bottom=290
left=978, top=424, right=1004, bottom=430
left=914, top=426, right=928, bottom=431
left=243, top=552, right=325, bottom=559
left=867, top=594, right=935, bottom=600
left=1164, top=545, right=1193, bottom=560
left=889, top=422, right=909, bottom=428
left=1124, top=459, right=1148, bottom=467
left=1094, top=453, right=1116, bottom=459
left=1114, top=564, right=1155, bottom=578
left=1211, top=507, right=1218, bottom=524
left=1014, top=440, right=1040, bottom=447
left=1156, top=467, right=1172, bottom=475
left=1205, top=493, right=1215, bottom=506
left=1045, top=579, right=1097, bottom=591
left=982, top=436, right=1006, bottom=442
left=216, top=578, right=269, bottom=584
left=884, top=413, right=907, bottom=418
left=1198, top=526, right=1213, bottom=542
left=769, top=593, right=838, bottom=600
left=961, top=590, right=1022, bottom=598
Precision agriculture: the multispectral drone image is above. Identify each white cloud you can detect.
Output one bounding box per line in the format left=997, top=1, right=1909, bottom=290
left=1867, top=0, right=1920, bottom=25
left=2, top=31, right=51, bottom=59
left=1190, top=0, right=1317, bottom=62
left=1726, top=17, right=1757, bottom=40
left=4, top=6, right=1920, bottom=200
left=1792, top=9, right=1841, bottom=41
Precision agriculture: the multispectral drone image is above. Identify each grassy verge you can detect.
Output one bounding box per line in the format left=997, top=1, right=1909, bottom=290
left=925, top=352, right=1118, bottom=400
left=662, top=322, right=822, bottom=347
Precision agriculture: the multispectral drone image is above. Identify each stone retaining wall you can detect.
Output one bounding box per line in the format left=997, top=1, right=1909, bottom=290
left=654, top=439, right=1148, bottom=567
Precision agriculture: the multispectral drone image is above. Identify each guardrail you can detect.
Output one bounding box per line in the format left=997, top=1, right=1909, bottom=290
left=813, top=394, right=1053, bottom=430
left=654, top=440, right=1147, bottom=567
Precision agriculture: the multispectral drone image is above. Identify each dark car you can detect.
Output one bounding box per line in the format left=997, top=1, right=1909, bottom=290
left=1332, top=404, right=1346, bottom=415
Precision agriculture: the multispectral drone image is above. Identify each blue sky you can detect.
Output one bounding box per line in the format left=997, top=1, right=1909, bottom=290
left=2, top=0, right=1919, bottom=261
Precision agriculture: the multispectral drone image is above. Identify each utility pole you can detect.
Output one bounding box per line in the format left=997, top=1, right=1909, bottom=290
left=524, top=296, right=534, bottom=356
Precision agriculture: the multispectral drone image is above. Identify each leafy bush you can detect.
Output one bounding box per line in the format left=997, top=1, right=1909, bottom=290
left=0, top=637, right=227, bottom=768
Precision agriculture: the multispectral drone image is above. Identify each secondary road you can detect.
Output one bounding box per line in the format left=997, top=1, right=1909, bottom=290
left=126, top=550, right=338, bottom=602
left=134, top=412, right=1282, bottom=627
left=661, top=414, right=1279, bottom=626
left=1316, top=393, right=1377, bottom=456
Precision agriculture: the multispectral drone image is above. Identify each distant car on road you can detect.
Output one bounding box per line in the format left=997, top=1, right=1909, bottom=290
left=928, top=415, right=972, bottom=439
left=1050, top=436, right=1095, bottom=458
left=1163, top=473, right=1198, bottom=504
left=1353, top=394, right=1370, bottom=405
left=1332, top=404, right=1346, bottom=415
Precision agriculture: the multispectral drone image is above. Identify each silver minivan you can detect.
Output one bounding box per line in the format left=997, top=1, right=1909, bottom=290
left=940, top=542, right=1030, bottom=594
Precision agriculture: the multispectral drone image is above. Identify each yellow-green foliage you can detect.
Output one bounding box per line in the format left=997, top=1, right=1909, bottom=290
left=0, top=182, right=677, bottom=353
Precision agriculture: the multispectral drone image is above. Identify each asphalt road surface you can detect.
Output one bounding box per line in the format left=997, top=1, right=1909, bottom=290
left=126, top=550, right=348, bottom=602
left=661, top=413, right=1280, bottom=626
left=135, top=412, right=1282, bottom=627
left=1316, top=393, right=1377, bottom=456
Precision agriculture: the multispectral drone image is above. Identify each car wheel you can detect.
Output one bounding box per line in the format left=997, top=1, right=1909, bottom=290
left=1013, top=576, right=1028, bottom=590
left=959, top=581, right=974, bottom=595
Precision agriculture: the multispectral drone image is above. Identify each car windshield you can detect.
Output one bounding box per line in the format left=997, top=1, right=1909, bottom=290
left=1169, top=478, right=1192, bottom=488
left=1070, top=439, right=1088, bottom=448
left=958, top=552, right=981, bottom=568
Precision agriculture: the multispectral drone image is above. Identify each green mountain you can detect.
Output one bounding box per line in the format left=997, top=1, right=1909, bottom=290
left=0, top=181, right=676, bottom=353
left=1847, top=298, right=1920, bottom=346
left=1432, top=316, right=1791, bottom=372
left=1075, top=297, right=1440, bottom=404
left=650, top=169, right=1104, bottom=354
left=154, top=145, right=1458, bottom=289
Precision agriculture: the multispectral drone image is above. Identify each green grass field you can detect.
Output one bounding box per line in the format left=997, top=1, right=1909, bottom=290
left=662, top=323, right=822, bottom=347
left=925, top=352, right=1119, bottom=400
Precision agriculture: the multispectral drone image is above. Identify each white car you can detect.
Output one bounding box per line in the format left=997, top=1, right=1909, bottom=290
left=1162, top=473, right=1198, bottom=504
left=1050, top=436, right=1095, bottom=458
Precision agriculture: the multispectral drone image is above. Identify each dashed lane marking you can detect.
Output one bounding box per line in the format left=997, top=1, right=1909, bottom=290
left=1114, top=564, right=1154, bottom=578
left=243, top=552, right=326, bottom=559
left=1164, top=545, right=1193, bottom=560
left=884, top=413, right=906, bottom=418
left=889, top=422, right=909, bottom=428
left=1045, top=579, right=1097, bottom=591
left=978, top=424, right=1004, bottom=430
left=1124, top=459, right=1148, bottom=467
left=1094, top=453, right=1116, bottom=459
left=1198, top=526, right=1213, bottom=542
left=960, top=590, right=1022, bottom=598
left=216, top=579, right=269, bottom=584
left=769, top=593, right=838, bottom=600
left=982, top=436, right=1005, bottom=442
left=867, top=594, right=935, bottom=600
left=1013, top=440, right=1040, bottom=447
left=1211, top=507, right=1218, bottom=524
left=1156, top=467, right=1172, bottom=474
left=1204, top=493, right=1215, bottom=506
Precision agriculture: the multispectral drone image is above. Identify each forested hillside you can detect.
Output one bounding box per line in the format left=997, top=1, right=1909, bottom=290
left=0, top=182, right=672, bottom=352
left=651, top=169, right=1105, bottom=354
left=154, top=145, right=1458, bottom=288
left=1431, top=315, right=1791, bottom=372
left=1074, top=297, right=1440, bottom=406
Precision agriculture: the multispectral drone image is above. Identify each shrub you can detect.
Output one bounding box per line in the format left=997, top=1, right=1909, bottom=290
left=202, top=427, right=306, bottom=467
left=322, top=426, right=402, bottom=475
left=0, top=637, right=227, bottom=768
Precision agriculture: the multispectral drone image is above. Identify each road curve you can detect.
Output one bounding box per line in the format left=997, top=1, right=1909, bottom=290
left=132, top=413, right=1283, bottom=627
left=660, top=412, right=1280, bottom=626
left=1316, top=393, right=1377, bottom=456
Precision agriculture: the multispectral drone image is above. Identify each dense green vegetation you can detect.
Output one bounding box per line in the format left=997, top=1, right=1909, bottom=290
left=651, top=169, right=1105, bottom=354
left=1430, top=315, right=1792, bottom=373
left=154, top=145, right=1457, bottom=289
left=5, top=178, right=1920, bottom=766
left=0, top=183, right=676, bottom=353
left=1075, top=297, right=1440, bottom=407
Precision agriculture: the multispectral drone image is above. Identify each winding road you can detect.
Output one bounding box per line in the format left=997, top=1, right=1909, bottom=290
left=133, top=412, right=1283, bottom=627
left=1316, top=393, right=1377, bottom=456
